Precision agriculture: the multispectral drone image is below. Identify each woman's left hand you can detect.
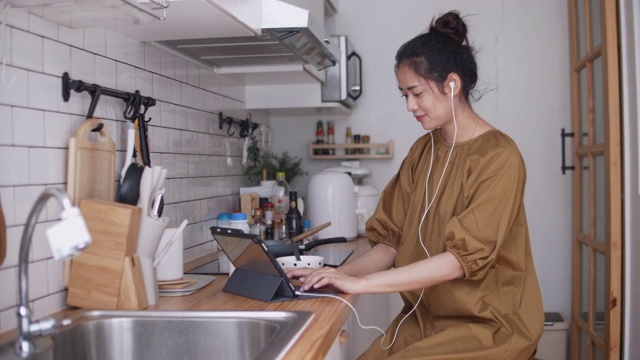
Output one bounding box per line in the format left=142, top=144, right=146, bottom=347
left=285, top=267, right=364, bottom=294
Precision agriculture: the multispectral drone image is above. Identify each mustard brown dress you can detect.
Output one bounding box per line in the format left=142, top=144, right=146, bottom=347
left=359, top=129, right=544, bottom=360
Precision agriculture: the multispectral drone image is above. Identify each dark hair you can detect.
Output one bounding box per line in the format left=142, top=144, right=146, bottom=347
left=395, top=11, right=478, bottom=102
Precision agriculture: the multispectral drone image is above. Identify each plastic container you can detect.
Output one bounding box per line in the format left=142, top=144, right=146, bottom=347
left=229, top=212, right=250, bottom=233
left=217, top=212, right=231, bottom=228
left=155, top=226, right=184, bottom=281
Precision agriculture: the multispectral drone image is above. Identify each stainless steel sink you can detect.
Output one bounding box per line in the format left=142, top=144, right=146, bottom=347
left=0, top=310, right=313, bottom=360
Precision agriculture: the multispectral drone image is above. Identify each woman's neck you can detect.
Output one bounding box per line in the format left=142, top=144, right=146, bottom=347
left=440, top=105, right=483, bottom=143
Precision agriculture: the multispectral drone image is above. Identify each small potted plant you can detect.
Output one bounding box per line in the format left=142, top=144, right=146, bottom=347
left=245, top=149, right=307, bottom=186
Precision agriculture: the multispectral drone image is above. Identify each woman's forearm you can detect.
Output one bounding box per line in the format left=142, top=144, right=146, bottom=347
left=337, top=243, right=397, bottom=276
left=358, top=251, right=464, bottom=294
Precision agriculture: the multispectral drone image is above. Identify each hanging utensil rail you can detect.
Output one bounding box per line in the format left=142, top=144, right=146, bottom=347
left=218, top=112, right=260, bottom=138
left=62, top=72, right=156, bottom=121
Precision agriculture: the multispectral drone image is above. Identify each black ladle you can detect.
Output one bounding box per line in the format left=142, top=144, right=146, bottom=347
left=117, top=119, right=145, bottom=205
left=290, top=237, right=302, bottom=261
left=118, top=161, right=144, bottom=205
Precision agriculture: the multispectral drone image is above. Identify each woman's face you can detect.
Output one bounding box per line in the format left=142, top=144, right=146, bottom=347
left=396, top=65, right=451, bottom=131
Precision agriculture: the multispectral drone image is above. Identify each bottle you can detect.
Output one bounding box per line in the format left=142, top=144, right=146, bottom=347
left=327, top=121, right=335, bottom=155
left=314, top=120, right=326, bottom=155
left=286, top=191, right=303, bottom=241
left=345, top=127, right=353, bottom=155
left=263, top=202, right=275, bottom=225
left=263, top=203, right=275, bottom=240
left=265, top=220, right=274, bottom=240
left=270, top=172, right=290, bottom=220
left=279, top=219, right=288, bottom=240
left=252, top=208, right=267, bottom=238
left=301, top=219, right=312, bottom=245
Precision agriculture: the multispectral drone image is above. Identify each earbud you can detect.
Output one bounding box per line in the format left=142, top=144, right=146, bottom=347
left=449, top=81, right=455, bottom=89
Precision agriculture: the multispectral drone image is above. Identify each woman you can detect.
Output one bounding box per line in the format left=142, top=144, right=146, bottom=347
left=286, top=11, right=544, bottom=359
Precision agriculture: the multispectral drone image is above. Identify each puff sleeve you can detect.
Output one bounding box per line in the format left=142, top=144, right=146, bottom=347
left=445, top=147, right=527, bottom=280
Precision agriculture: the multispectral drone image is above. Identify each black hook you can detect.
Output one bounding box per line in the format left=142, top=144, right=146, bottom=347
left=226, top=118, right=235, bottom=136
left=141, top=94, right=155, bottom=118
left=249, top=122, right=259, bottom=139
left=239, top=119, right=250, bottom=138
left=218, top=113, right=235, bottom=136
left=87, top=85, right=104, bottom=132
left=123, top=93, right=138, bottom=121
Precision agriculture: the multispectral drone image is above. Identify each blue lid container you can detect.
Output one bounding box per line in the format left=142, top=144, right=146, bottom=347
left=217, top=212, right=232, bottom=221
left=230, top=213, right=247, bottom=221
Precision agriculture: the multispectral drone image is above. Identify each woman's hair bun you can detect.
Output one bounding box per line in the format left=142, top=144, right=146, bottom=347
left=429, top=11, right=468, bottom=45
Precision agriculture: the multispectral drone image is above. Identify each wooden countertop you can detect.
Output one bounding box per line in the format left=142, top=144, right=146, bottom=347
left=151, top=237, right=370, bottom=360
left=0, top=238, right=370, bottom=360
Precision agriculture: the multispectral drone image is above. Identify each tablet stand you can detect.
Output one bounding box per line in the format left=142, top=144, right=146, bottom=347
left=223, top=268, right=295, bottom=302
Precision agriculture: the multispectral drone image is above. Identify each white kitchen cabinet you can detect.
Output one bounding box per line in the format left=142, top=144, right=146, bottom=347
left=245, top=80, right=351, bottom=116
left=325, top=314, right=352, bottom=359
left=107, top=1, right=259, bottom=41
left=8, top=0, right=258, bottom=40
left=350, top=293, right=398, bottom=358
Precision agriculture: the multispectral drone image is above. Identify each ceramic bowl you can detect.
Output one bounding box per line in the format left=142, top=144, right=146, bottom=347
left=276, top=255, right=325, bottom=270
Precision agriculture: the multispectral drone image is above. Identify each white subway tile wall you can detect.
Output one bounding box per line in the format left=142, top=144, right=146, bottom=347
left=0, top=10, right=268, bottom=332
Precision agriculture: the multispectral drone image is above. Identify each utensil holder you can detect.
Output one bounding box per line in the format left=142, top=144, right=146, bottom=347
left=67, top=199, right=147, bottom=310
left=137, top=215, right=168, bottom=259
left=155, top=227, right=184, bottom=281
left=139, top=255, right=159, bottom=305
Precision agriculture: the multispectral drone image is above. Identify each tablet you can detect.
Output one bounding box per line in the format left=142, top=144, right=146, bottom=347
left=210, top=226, right=297, bottom=302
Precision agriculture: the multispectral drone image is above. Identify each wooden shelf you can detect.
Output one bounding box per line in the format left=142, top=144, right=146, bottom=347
left=308, top=141, right=393, bottom=160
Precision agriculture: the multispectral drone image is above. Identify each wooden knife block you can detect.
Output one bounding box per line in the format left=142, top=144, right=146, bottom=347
left=67, top=199, right=148, bottom=310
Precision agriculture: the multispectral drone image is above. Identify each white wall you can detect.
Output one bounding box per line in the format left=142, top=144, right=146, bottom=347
left=271, top=0, right=573, bottom=318
left=0, top=8, right=267, bottom=332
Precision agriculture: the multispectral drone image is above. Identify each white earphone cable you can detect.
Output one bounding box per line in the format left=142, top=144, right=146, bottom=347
left=386, top=81, right=458, bottom=350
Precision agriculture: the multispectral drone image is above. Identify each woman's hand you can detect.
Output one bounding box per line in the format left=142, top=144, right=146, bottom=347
left=285, top=267, right=364, bottom=294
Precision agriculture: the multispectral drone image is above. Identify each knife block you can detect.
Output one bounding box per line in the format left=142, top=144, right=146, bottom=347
left=67, top=199, right=147, bottom=310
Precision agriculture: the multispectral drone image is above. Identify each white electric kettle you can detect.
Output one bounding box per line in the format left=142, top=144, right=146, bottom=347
left=322, top=165, right=380, bottom=237
left=307, top=171, right=358, bottom=240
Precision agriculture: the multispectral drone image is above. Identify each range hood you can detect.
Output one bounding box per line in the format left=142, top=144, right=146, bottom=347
left=157, top=0, right=340, bottom=72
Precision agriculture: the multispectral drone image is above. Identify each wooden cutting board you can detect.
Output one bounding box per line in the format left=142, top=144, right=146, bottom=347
left=66, top=118, right=116, bottom=205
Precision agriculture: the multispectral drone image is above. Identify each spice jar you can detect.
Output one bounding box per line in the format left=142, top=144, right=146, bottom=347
left=362, top=135, right=370, bottom=154
left=353, top=134, right=362, bottom=154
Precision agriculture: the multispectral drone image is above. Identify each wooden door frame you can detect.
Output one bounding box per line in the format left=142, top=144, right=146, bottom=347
left=568, top=0, right=622, bottom=358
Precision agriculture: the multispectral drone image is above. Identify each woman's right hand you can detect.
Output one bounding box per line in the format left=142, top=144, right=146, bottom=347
left=285, top=267, right=364, bottom=294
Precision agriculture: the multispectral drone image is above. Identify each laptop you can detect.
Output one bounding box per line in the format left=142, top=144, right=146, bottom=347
left=210, top=226, right=306, bottom=302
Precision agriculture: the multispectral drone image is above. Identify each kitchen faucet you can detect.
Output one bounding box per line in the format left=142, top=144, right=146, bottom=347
left=15, top=188, right=91, bottom=357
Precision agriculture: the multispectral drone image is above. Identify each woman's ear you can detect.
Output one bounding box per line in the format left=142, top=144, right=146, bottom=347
left=446, top=73, right=462, bottom=96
